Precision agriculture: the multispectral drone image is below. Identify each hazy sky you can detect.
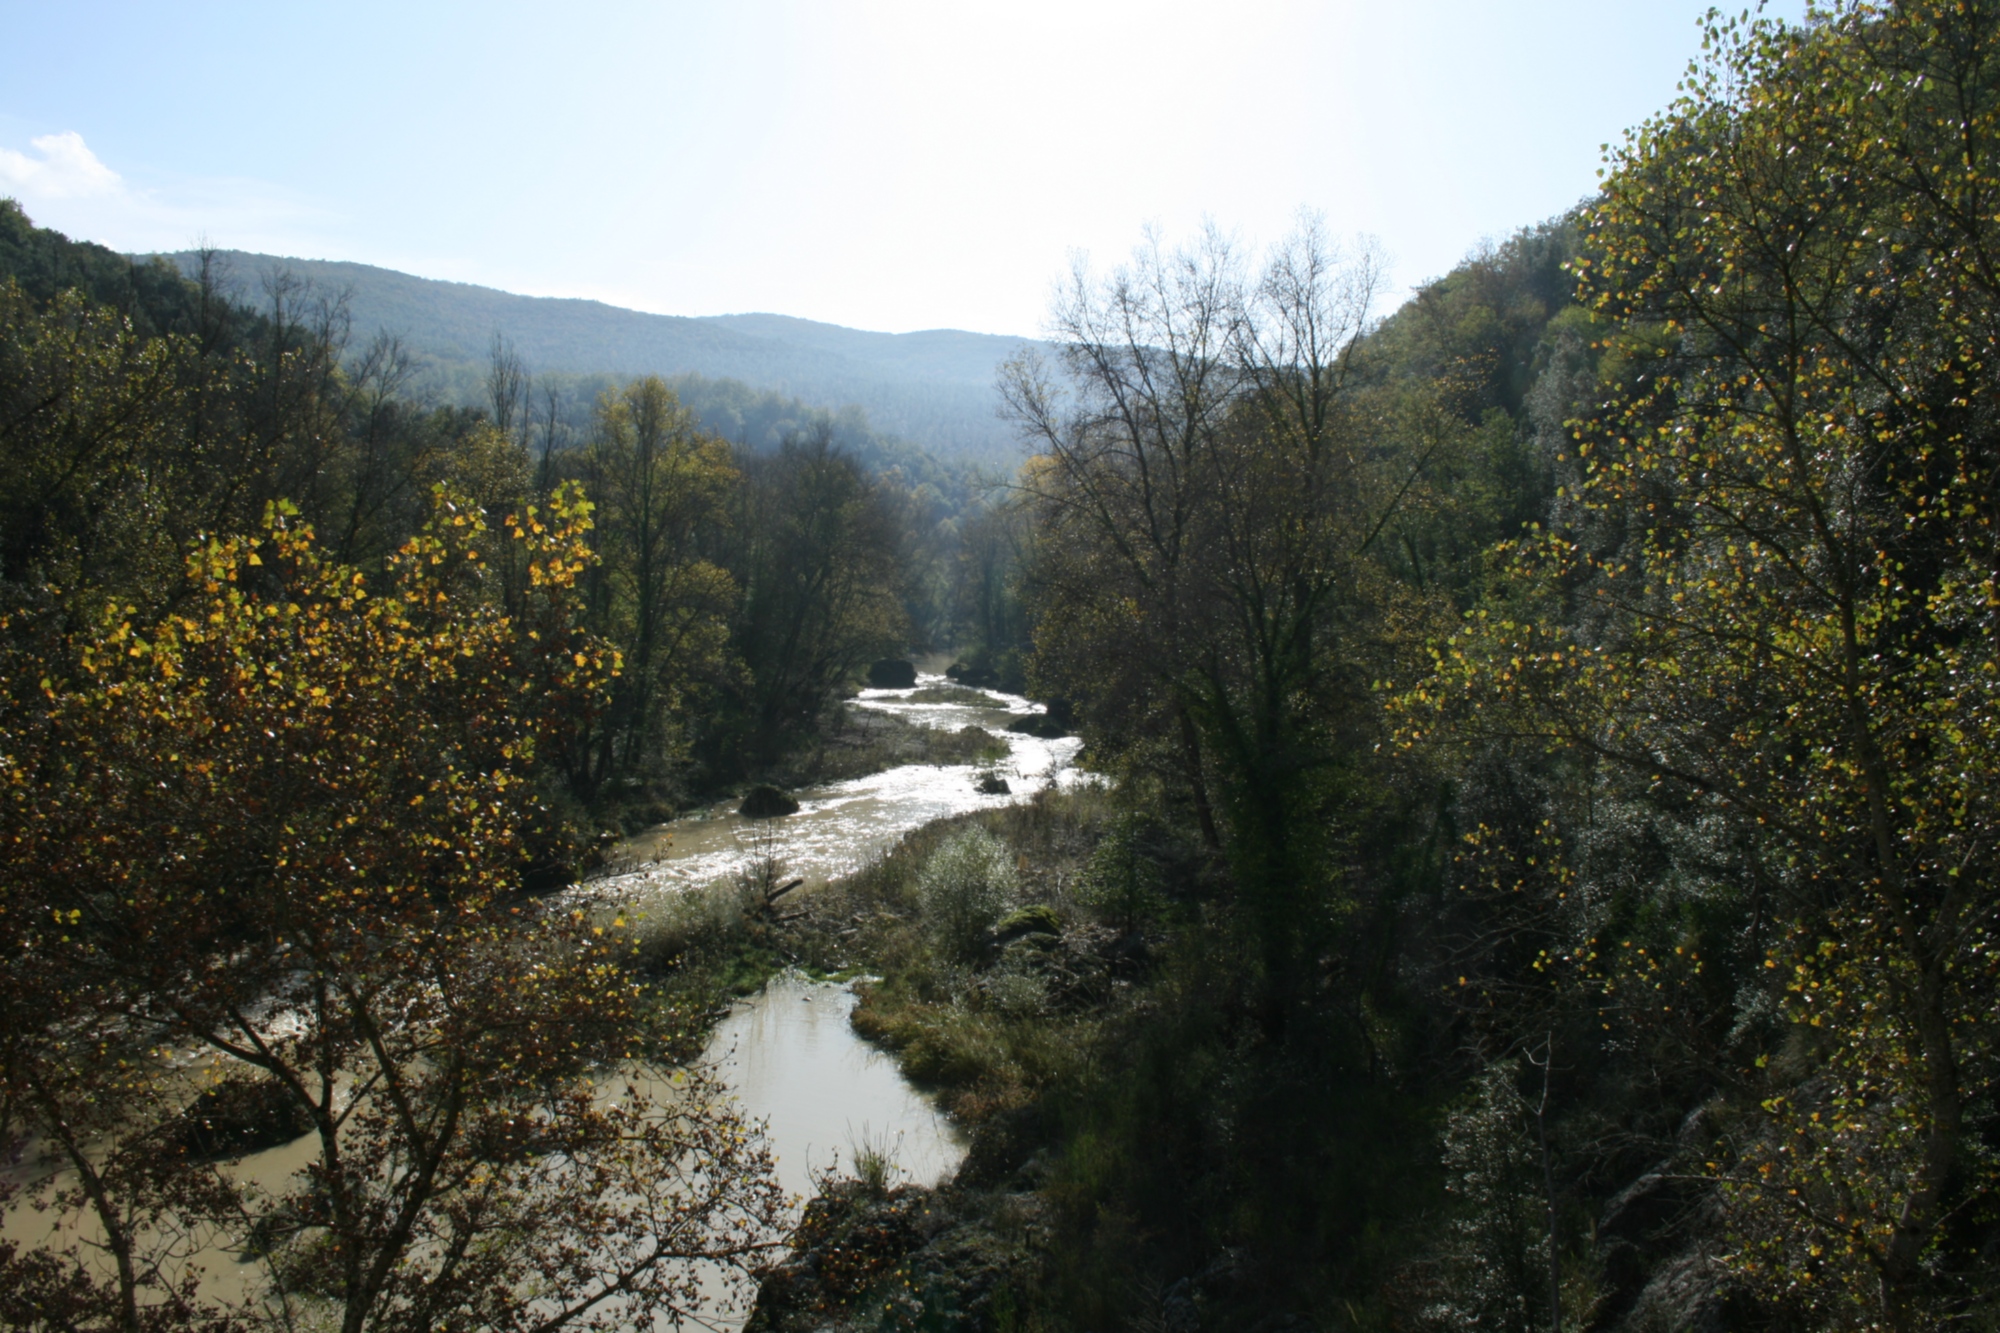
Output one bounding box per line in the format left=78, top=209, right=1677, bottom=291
left=0, top=1, right=1801, bottom=337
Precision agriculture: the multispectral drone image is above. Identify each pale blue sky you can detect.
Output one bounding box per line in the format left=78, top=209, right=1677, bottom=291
left=0, top=2, right=1801, bottom=336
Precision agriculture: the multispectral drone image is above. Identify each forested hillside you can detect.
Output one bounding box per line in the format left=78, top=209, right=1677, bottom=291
left=752, top=5, right=2000, bottom=1330
left=4, top=3, right=1997, bottom=1331
left=0, top=197, right=1023, bottom=814
left=155, top=249, right=1035, bottom=462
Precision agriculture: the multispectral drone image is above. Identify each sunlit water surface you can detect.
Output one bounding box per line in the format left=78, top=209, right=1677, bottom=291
left=3, top=675, right=1074, bottom=1325
left=584, top=675, right=1084, bottom=904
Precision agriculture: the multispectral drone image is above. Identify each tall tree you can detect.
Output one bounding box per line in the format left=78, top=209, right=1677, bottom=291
left=0, top=491, right=783, bottom=1332
left=723, top=428, right=906, bottom=766
left=568, top=378, right=737, bottom=795
left=1417, top=4, right=2000, bottom=1324
left=1006, top=221, right=1409, bottom=991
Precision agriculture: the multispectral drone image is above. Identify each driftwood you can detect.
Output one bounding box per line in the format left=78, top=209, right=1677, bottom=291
left=750, top=877, right=809, bottom=924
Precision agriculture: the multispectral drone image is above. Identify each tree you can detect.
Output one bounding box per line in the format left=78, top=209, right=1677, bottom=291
left=568, top=377, right=738, bottom=797
left=0, top=489, right=784, bottom=1332
left=723, top=428, right=906, bottom=767
left=487, top=332, right=529, bottom=444
left=944, top=491, right=1034, bottom=689
left=0, top=230, right=532, bottom=617
left=1413, top=4, right=2000, bottom=1324
left=0, top=282, right=189, bottom=597
left=1005, top=220, right=1407, bottom=993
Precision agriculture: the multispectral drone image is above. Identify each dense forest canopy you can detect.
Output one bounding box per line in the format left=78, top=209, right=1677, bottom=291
left=5, top=2, right=2000, bottom=1330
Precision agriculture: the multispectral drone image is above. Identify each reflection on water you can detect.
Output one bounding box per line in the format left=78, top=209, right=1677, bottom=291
left=587, top=675, right=1084, bottom=904
left=0, top=1072, right=328, bottom=1310
left=704, top=973, right=963, bottom=1201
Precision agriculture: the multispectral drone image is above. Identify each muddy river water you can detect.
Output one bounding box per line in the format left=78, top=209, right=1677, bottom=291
left=3, top=675, right=1081, bottom=1324
left=595, top=673, right=1085, bottom=1195
left=592, top=677, right=1085, bottom=901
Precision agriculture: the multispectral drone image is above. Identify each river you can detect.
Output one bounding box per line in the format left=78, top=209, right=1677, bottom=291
left=599, top=672, right=1086, bottom=1196
left=2, top=673, right=1080, bottom=1325
left=588, top=676, right=1085, bottom=903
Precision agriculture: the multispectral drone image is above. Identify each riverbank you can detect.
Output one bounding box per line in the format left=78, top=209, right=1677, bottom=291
left=573, top=677, right=1175, bottom=1330
left=726, top=765, right=1447, bottom=1333
left=726, top=785, right=1129, bottom=1331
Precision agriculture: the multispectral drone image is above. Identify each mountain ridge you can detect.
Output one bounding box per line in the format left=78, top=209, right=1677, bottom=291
left=153, top=250, right=1040, bottom=461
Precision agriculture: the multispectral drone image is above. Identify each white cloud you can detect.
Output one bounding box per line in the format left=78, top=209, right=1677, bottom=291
left=0, top=130, right=338, bottom=258
left=0, top=131, right=123, bottom=200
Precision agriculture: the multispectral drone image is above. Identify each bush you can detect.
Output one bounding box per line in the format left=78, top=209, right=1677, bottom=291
left=740, top=784, right=800, bottom=818
left=918, top=828, right=1019, bottom=961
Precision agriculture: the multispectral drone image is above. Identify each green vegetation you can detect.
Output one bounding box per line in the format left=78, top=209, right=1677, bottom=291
left=7, top=3, right=1999, bottom=1330
left=785, top=788, right=1119, bottom=1124
left=757, top=7, right=2000, bottom=1331
left=0, top=489, right=785, bottom=1330
left=0, top=197, right=1017, bottom=1331
left=0, top=198, right=1028, bottom=828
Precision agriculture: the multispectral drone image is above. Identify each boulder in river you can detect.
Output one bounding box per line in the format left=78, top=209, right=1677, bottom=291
left=974, top=772, right=1011, bottom=795
left=1004, top=712, right=1069, bottom=739
left=867, top=658, right=918, bottom=689
left=945, top=660, right=1000, bottom=688
left=739, top=784, right=801, bottom=818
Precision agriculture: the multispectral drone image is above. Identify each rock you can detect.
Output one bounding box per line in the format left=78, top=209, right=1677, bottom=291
left=1620, top=1250, right=1736, bottom=1333
left=1598, top=1167, right=1691, bottom=1248
left=1593, top=1142, right=1721, bottom=1328
left=946, top=661, right=1000, bottom=688
left=867, top=658, right=918, bottom=689
left=170, top=1076, right=314, bottom=1160
left=739, top=784, right=801, bottom=818
left=748, top=1181, right=1039, bottom=1333
left=974, top=772, right=1011, bottom=795
left=746, top=1182, right=934, bottom=1332
left=1004, top=712, right=1069, bottom=738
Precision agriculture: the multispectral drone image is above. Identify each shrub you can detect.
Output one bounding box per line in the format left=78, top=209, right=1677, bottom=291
left=918, top=828, right=1019, bottom=961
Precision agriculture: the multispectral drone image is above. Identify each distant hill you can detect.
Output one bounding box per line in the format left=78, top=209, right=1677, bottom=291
left=155, top=251, right=1039, bottom=462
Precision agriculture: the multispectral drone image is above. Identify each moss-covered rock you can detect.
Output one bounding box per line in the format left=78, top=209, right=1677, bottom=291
left=993, top=904, right=1062, bottom=943
left=748, top=1181, right=1041, bottom=1333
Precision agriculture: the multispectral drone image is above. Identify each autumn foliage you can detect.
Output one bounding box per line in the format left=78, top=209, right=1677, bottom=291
left=0, top=489, right=784, bottom=1332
